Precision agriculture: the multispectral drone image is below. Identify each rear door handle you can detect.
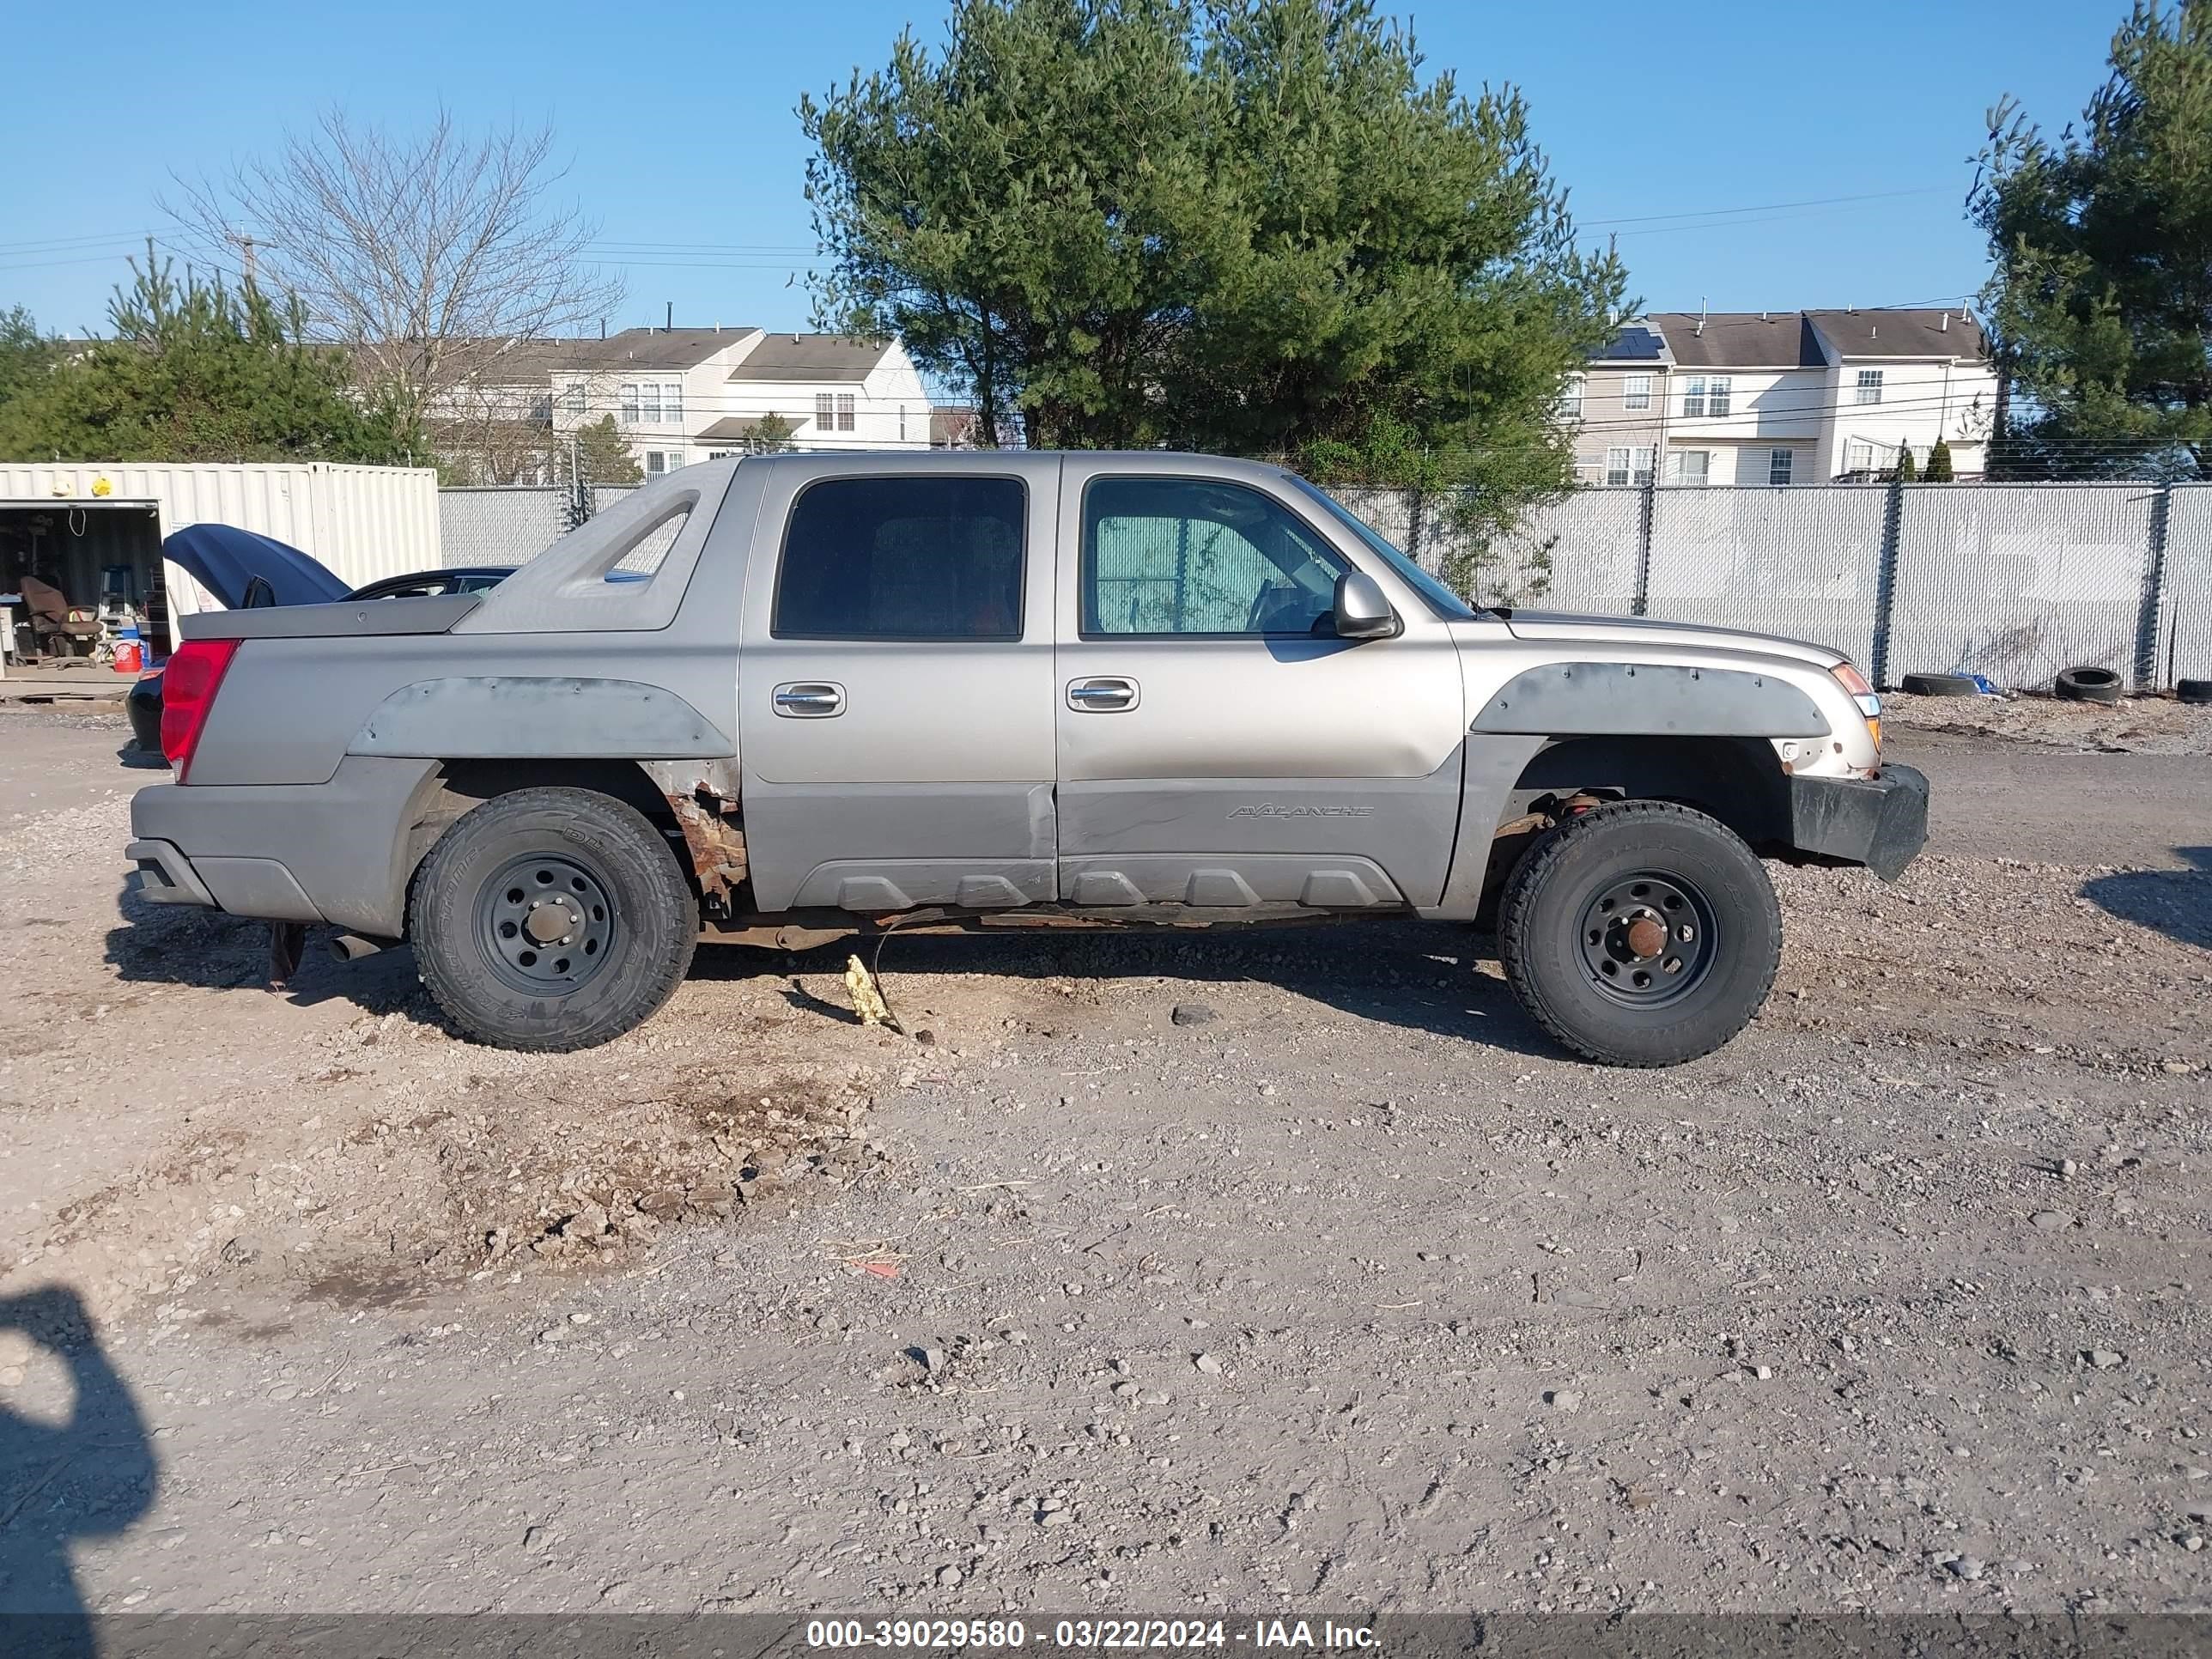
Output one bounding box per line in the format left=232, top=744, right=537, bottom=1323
left=1066, top=676, right=1139, bottom=712
left=772, top=681, right=845, bottom=718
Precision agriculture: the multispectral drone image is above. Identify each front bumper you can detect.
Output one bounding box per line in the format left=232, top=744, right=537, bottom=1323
left=1788, top=763, right=1930, bottom=881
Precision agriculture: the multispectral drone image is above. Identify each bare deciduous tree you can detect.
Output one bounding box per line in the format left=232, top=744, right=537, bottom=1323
left=164, top=107, right=623, bottom=441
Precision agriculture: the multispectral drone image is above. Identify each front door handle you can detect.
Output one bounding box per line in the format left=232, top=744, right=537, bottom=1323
left=1066, top=676, right=1139, bottom=712
left=772, top=681, right=845, bottom=718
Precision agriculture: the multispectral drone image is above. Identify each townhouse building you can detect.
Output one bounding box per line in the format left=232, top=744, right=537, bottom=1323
left=1570, top=309, right=1996, bottom=486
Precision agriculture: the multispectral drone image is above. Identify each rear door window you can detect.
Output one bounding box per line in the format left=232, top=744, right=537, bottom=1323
left=773, top=477, right=1025, bottom=640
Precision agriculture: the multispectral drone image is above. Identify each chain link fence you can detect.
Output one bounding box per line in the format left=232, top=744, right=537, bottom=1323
left=435, top=477, right=2212, bottom=690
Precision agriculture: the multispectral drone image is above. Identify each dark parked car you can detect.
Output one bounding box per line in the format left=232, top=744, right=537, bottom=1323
left=127, top=532, right=520, bottom=755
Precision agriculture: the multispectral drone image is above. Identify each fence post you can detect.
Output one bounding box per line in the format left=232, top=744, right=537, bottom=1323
left=2133, top=482, right=2173, bottom=691
left=1632, top=478, right=1656, bottom=617
left=563, top=439, right=591, bottom=532
left=1869, top=477, right=1905, bottom=690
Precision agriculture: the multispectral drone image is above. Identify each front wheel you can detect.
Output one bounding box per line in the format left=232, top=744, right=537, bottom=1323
left=1498, top=800, right=1781, bottom=1067
left=410, top=787, right=698, bottom=1052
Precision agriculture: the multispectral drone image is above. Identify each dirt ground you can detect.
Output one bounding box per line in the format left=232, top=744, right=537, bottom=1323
left=1, top=702, right=2209, bottom=1624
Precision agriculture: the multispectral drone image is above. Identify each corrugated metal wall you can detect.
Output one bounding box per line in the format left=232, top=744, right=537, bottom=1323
left=0, top=462, right=441, bottom=618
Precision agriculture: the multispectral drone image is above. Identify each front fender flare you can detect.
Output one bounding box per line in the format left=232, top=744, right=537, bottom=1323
left=1471, top=662, right=1827, bottom=738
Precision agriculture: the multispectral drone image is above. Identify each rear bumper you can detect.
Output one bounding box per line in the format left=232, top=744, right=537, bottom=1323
left=1788, top=763, right=1930, bottom=881
left=125, top=836, right=325, bottom=922
left=125, top=839, right=216, bottom=908
left=125, top=757, right=440, bottom=934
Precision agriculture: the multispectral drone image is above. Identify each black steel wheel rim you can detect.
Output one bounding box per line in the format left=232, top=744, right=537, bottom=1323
left=1577, top=870, right=1718, bottom=1007
left=476, top=853, right=617, bottom=994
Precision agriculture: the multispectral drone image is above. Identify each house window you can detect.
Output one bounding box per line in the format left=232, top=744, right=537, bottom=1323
left=1682, top=375, right=1735, bottom=416
left=1855, top=369, right=1884, bottom=405
left=836, top=392, right=856, bottom=431
left=1845, top=439, right=1876, bottom=472
left=619, top=383, right=639, bottom=424
left=1769, top=448, right=1795, bottom=486
left=1671, top=451, right=1711, bottom=486
left=562, top=383, right=584, bottom=416
left=816, top=392, right=835, bottom=429
left=1604, top=447, right=1654, bottom=486
left=1623, top=374, right=1652, bottom=411
left=645, top=451, right=665, bottom=477
left=641, top=383, right=664, bottom=424
left=665, top=381, right=683, bottom=424
left=1557, top=374, right=1584, bottom=419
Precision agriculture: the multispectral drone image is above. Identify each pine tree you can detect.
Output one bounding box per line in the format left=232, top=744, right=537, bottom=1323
left=1972, top=0, right=2212, bottom=476
left=1895, top=444, right=1918, bottom=483
left=803, top=0, right=1626, bottom=514
left=0, top=246, right=419, bottom=464
left=558, top=415, right=642, bottom=486
left=744, top=412, right=799, bottom=453
left=1924, top=438, right=1955, bottom=482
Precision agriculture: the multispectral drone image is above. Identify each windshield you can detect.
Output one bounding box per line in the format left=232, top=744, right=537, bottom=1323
left=1284, top=477, right=1479, bottom=622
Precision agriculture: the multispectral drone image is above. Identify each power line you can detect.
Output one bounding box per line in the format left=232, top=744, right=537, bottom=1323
left=1582, top=187, right=1951, bottom=229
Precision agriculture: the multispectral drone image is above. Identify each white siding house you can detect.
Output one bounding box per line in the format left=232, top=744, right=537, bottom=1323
left=1587, top=310, right=1996, bottom=485
left=435, top=327, right=936, bottom=483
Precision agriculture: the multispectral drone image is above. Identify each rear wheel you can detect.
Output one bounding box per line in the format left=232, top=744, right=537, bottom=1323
left=410, top=787, right=696, bottom=1051
left=1498, top=800, right=1781, bottom=1067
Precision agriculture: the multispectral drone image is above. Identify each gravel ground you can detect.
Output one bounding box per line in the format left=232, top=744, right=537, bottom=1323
left=1881, top=691, right=2212, bottom=757
left=1, top=709, right=2209, bottom=1623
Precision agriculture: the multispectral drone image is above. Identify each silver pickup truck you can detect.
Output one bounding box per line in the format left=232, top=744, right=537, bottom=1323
left=125, top=452, right=1927, bottom=1067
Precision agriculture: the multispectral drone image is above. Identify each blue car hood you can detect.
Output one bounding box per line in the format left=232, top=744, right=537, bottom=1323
left=162, top=523, right=351, bottom=610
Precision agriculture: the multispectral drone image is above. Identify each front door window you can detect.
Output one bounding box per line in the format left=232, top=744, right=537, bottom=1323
left=1080, top=477, right=1348, bottom=637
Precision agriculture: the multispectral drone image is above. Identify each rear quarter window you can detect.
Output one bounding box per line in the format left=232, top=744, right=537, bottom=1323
left=773, top=476, right=1025, bottom=641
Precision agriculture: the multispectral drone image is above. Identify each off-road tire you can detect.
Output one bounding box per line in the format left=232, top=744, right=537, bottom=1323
left=410, top=787, right=696, bottom=1052
left=1498, top=799, right=1781, bottom=1068
left=2179, top=678, right=2212, bottom=707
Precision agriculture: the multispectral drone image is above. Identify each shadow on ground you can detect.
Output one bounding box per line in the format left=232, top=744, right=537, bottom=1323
left=0, top=1286, right=158, bottom=1656
left=702, top=917, right=1559, bottom=1059
left=103, top=883, right=436, bottom=1024
left=2081, top=846, right=2212, bottom=951
left=106, top=870, right=1555, bottom=1059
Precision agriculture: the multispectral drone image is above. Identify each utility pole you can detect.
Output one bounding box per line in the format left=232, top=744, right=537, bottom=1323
left=228, top=230, right=276, bottom=289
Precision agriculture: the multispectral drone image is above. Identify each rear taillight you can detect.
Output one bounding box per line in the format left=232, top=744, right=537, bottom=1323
left=160, top=638, right=241, bottom=780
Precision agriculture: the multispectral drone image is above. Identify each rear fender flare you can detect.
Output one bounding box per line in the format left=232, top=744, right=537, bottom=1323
left=349, top=677, right=733, bottom=760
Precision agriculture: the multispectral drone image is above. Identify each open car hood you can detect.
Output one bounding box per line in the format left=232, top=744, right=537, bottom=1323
left=162, top=523, right=351, bottom=610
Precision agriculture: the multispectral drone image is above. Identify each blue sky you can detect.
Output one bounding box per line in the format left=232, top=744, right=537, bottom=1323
left=0, top=0, right=2127, bottom=338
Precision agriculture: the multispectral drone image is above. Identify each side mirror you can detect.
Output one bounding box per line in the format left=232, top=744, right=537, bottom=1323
left=1332, top=570, right=1400, bottom=640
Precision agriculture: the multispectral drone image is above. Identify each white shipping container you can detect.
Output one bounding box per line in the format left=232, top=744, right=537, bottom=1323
left=0, top=460, right=441, bottom=622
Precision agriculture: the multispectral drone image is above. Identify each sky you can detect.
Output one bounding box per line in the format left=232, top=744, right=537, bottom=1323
left=0, top=0, right=2130, bottom=340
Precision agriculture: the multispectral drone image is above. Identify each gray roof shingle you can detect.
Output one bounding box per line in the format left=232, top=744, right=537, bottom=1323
left=1648, top=309, right=1986, bottom=369
left=1804, top=308, right=1987, bottom=361
left=726, top=335, right=892, bottom=382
